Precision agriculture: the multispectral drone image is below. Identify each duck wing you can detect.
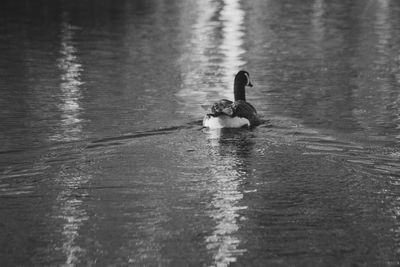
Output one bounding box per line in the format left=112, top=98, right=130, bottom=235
left=208, top=100, right=260, bottom=125
left=231, top=100, right=260, bottom=126
left=209, top=99, right=234, bottom=116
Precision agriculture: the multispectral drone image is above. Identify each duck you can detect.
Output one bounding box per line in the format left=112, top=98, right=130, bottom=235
left=203, top=70, right=260, bottom=128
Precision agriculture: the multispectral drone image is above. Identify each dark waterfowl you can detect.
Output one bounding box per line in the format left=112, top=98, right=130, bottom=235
left=203, top=70, right=260, bottom=128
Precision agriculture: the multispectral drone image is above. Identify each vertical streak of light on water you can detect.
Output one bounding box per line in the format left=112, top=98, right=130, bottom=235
left=205, top=130, right=247, bottom=267
left=219, top=0, right=246, bottom=94
left=311, top=0, right=325, bottom=46
left=396, top=1, right=400, bottom=141
left=376, top=0, right=399, bottom=141
left=55, top=171, right=90, bottom=267
left=176, top=0, right=247, bottom=117
left=52, top=12, right=84, bottom=142
left=375, top=0, right=391, bottom=57
left=395, top=0, right=400, bottom=123
left=176, top=0, right=249, bottom=264
left=176, top=0, right=218, bottom=116
left=200, top=0, right=248, bottom=265
left=52, top=13, right=89, bottom=267
left=374, top=0, right=400, bottom=140
left=373, top=0, right=396, bottom=136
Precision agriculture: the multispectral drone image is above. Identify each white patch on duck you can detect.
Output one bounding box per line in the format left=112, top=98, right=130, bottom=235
left=203, top=114, right=250, bottom=129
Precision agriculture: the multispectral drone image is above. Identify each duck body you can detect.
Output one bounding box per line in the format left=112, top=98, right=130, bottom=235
left=203, top=99, right=259, bottom=128
left=203, top=71, right=260, bottom=129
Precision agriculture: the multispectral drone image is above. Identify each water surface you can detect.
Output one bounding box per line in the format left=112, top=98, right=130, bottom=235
left=1, top=0, right=400, bottom=266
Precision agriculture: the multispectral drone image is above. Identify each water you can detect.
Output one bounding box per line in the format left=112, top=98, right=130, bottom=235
left=1, top=0, right=400, bottom=266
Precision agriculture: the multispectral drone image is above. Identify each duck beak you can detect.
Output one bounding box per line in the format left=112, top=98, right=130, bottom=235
left=248, top=82, right=253, bottom=87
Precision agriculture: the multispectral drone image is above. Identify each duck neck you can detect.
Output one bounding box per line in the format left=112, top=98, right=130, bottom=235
left=234, top=84, right=246, bottom=101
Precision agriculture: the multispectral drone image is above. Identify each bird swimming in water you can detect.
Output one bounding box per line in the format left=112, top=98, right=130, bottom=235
left=203, top=70, right=260, bottom=128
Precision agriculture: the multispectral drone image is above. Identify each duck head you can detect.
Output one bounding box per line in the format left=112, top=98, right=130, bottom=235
left=234, top=70, right=253, bottom=101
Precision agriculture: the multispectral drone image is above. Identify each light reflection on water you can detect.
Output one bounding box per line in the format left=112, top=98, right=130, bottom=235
left=52, top=13, right=84, bottom=142
left=2, top=0, right=400, bottom=265
left=178, top=0, right=250, bottom=264
left=219, top=0, right=246, bottom=90
left=177, top=0, right=247, bottom=118
left=54, top=170, right=90, bottom=266
left=205, top=129, right=248, bottom=266
left=311, top=0, right=325, bottom=45
left=52, top=14, right=89, bottom=266
left=375, top=0, right=391, bottom=55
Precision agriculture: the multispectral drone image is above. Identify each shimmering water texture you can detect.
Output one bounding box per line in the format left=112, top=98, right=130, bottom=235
left=1, top=0, right=400, bottom=266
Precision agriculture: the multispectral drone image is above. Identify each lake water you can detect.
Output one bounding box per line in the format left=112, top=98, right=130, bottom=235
left=1, top=0, right=400, bottom=266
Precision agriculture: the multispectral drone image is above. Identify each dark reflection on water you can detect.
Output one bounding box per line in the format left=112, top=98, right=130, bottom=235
left=1, top=0, right=400, bottom=266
